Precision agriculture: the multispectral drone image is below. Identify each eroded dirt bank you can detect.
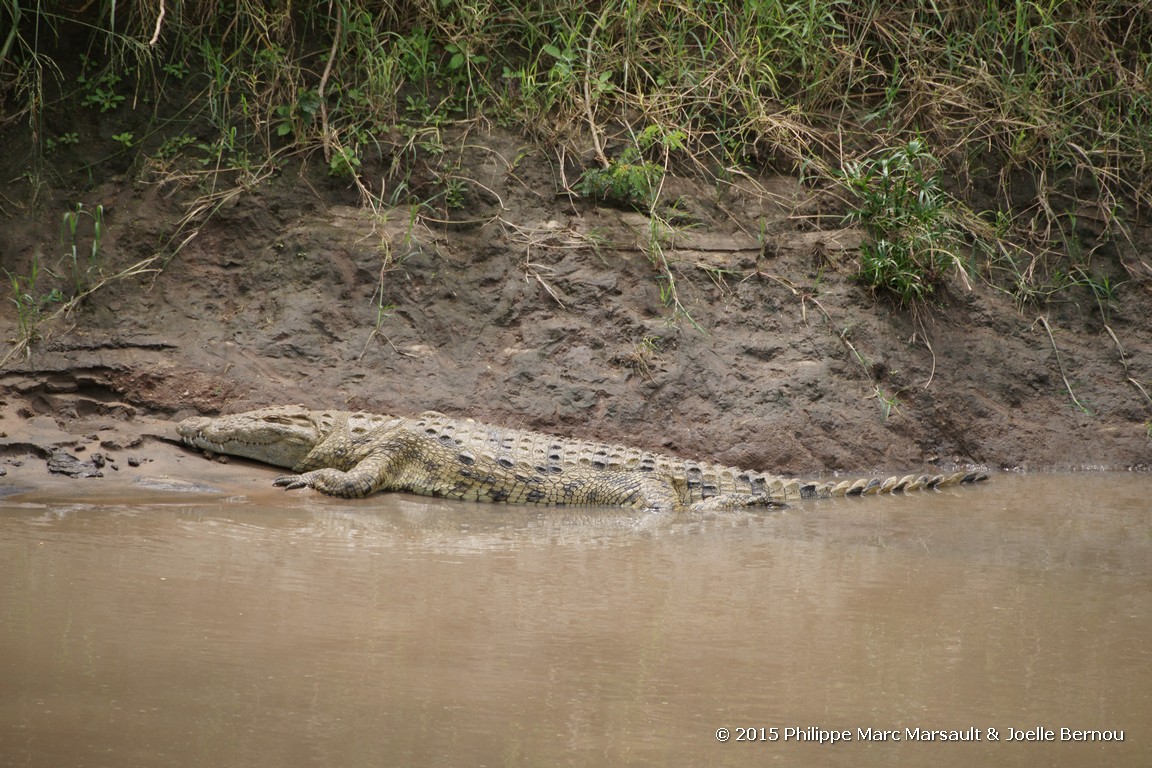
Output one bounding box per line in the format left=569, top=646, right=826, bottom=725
left=1, top=129, right=1150, bottom=490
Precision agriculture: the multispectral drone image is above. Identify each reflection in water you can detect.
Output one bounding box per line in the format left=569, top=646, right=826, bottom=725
left=1, top=474, right=1149, bottom=766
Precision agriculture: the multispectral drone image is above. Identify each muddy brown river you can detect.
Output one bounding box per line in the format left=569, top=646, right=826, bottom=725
left=1, top=473, right=1149, bottom=766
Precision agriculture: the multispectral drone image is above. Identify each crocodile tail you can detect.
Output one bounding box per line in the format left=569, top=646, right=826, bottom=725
left=796, top=470, right=990, bottom=500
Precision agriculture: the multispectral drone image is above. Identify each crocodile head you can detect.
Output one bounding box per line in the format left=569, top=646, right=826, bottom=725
left=177, top=405, right=335, bottom=468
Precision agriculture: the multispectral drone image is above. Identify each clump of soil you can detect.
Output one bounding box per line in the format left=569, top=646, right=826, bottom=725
left=1, top=127, right=1150, bottom=487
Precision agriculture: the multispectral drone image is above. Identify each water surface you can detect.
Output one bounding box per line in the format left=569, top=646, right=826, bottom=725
left=1, top=473, right=1149, bottom=766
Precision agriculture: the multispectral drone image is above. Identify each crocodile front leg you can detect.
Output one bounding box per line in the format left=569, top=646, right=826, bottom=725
left=272, top=427, right=447, bottom=499
left=273, top=459, right=393, bottom=498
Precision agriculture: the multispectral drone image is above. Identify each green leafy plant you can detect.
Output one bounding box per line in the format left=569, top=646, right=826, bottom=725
left=637, top=124, right=686, bottom=155
left=578, top=146, right=663, bottom=209
left=156, top=134, right=195, bottom=159
left=197, top=126, right=251, bottom=171
left=78, top=57, right=127, bottom=113
left=112, top=132, right=133, bottom=147
left=328, top=145, right=362, bottom=178
left=444, top=41, right=489, bottom=104
left=443, top=177, right=467, bottom=210
left=45, top=132, right=79, bottom=153
left=161, top=61, right=189, bottom=80
left=274, top=88, right=321, bottom=138
left=842, top=139, right=962, bottom=305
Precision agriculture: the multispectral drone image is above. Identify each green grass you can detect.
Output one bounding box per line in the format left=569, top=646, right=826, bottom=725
left=2, top=0, right=1149, bottom=316
left=4, top=256, right=61, bottom=355
left=60, top=202, right=105, bottom=297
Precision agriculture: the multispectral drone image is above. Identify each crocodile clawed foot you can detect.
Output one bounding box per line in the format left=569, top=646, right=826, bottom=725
left=273, top=474, right=310, bottom=490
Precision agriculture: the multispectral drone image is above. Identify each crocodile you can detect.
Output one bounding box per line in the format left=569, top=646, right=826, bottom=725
left=177, top=406, right=988, bottom=512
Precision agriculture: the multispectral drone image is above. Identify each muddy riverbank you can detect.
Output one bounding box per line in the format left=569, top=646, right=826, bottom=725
left=1, top=128, right=1150, bottom=485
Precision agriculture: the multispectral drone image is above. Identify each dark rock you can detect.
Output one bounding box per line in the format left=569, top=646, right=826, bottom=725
left=46, top=450, right=105, bottom=479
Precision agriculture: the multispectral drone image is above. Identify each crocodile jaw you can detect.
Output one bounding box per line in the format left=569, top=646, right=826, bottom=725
left=177, top=405, right=327, bottom=469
